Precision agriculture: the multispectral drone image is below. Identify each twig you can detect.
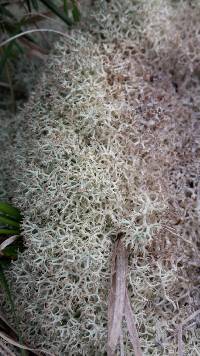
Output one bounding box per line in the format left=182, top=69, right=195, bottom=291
left=0, top=29, right=76, bottom=48
left=23, top=10, right=65, bottom=25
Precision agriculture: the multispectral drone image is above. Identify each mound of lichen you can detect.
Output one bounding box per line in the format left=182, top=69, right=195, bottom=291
left=0, top=0, right=200, bottom=355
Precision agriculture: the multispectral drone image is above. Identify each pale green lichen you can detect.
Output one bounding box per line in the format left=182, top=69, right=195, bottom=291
left=0, top=1, right=200, bottom=355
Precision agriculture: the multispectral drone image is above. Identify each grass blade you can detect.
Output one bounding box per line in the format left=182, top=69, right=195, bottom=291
left=25, top=0, right=40, bottom=12
left=0, top=29, right=75, bottom=48
left=0, top=216, right=20, bottom=228
left=63, top=0, right=68, bottom=15
left=0, top=43, right=15, bottom=76
left=0, top=5, right=16, bottom=19
left=0, top=229, right=19, bottom=235
left=71, top=0, right=80, bottom=22
left=39, top=0, right=72, bottom=26
left=25, top=0, right=32, bottom=12
left=31, top=0, right=39, bottom=11
left=0, top=203, right=21, bottom=221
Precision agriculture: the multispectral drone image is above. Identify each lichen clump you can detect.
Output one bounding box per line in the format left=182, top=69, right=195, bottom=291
left=0, top=0, right=200, bottom=355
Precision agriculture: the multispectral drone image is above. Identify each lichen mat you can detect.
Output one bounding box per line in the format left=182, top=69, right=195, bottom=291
left=0, top=0, right=200, bottom=355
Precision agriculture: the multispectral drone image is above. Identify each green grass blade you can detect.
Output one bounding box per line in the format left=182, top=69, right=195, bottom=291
left=0, top=202, right=22, bottom=221
left=0, top=216, right=20, bottom=228
left=13, top=41, right=25, bottom=55
left=31, top=0, right=39, bottom=11
left=0, top=229, right=19, bottom=235
left=71, top=0, right=80, bottom=22
left=63, top=0, right=68, bottom=15
left=25, top=0, right=32, bottom=12
left=0, top=5, right=16, bottom=19
left=39, top=0, right=72, bottom=26
left=25, top=0, right=40, bottom=12
left=0, top=42, right=15, bottom=76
